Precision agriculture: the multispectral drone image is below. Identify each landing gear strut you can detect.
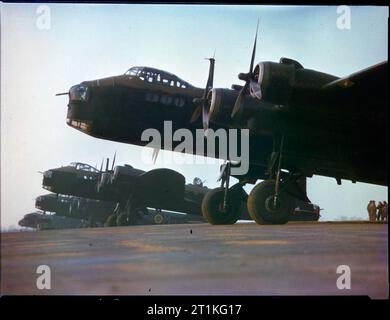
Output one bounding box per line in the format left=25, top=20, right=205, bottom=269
left=248, top=135, right=304, bottom=224
left=201, top=162, right=246, bottom=225
left=116, top=199, right=147, bottom=226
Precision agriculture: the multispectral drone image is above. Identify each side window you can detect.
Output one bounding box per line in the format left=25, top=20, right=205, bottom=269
left=170, top=80, right=175, bottom=87
left=157, top=74, right=161, bottom=82
left=145, top=93, right=159, bottom=102
left=176, top=81, right=181, bottom=88
left=174, top=97, right=185, bottom=107
left=162, top=79, right=169, bottom=85
left=161, top=95, right=173, bottom=105
left=181, top=84, right=187, bottom=89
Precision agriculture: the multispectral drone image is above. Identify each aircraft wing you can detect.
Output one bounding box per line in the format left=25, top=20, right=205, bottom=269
left=319, top=61, right=388, bottom=114
left=322, top=61, right=387, bottom=90
left=134, top=169, right=185, bottom=208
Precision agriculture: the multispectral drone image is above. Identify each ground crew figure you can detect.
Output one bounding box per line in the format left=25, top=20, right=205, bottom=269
left=381, top=201, right=388, bottom=221
left=367, top=200, right=376, bottom=222
left=376, top=202, right=383, bottom=221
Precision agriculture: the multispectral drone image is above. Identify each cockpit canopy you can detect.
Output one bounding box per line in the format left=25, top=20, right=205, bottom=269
left=125, top=66, right=193, bottom=89
left=69, top=162, right=100, bottom=173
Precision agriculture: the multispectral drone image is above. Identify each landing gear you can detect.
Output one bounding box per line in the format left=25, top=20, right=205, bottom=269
left=202, top=187, right=241, bottom=224
left=203, top=135, right=308, bottom=225
left=201, top=162, right=246, bottom=225
left=247, top=179, right=293, bottom=224
left=247, top=136, right=295, bottom=224
left=153, top=209, right=164, bottom=224
left=116, top=212, right=128, bottom=226
left=115, top=200, right=148, bottom=226
left=104, top=213, right=117, bottom=227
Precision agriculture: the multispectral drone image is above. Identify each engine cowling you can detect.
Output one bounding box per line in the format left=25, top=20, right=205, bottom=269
left=253, top=58, right=339, bottom=108
left=112, top=165, right=144, bottom=184
left=207, top=88, right=239, bottom=126
left=253, top=61, right=295, bottom=106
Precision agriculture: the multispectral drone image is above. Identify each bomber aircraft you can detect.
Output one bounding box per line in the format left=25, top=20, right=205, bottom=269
left=59, top=26, right=385, bottom=225
left=35, top=193, right=116, bottom=226
left=42, top=159, right=211, bottom=226
left=19, top=211, right=85, bottom=230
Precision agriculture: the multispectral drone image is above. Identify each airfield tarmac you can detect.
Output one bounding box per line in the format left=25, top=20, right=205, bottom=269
left=1, top=222, right=388, bottom=298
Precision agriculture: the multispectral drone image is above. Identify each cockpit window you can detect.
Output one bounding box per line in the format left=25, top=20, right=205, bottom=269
left=69, top=162, right=99, bottom=173
left=125, top=66, right=193, bottom=88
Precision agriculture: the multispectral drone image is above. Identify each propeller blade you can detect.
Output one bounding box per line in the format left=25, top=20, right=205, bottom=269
left=105, top=158, right=109, bottom=172
left=204, top=57, right=215, bottom=93
left=99, top=158, right=104, bottom=172
left=189, top=56, right=215, bottom=126
left=202, top=101, right=209, bottom=131
left=249, top=19, right=259, bottom=73
left=231, top=20, right=259, bottom=118
left=152, top=147, right=160, bottom=164
left=231, top=82, right=248, bottom=118
left=190, top=105, right=202, bottom=123
left=201, top=57, right=215, bottom=130
left=55, top=92, right=68, bottom=96
left=111, top=151, right=116, bottom=170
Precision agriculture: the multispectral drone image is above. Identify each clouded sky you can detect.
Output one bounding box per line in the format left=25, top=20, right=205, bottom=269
left=1, top=4, right=388, bottom=228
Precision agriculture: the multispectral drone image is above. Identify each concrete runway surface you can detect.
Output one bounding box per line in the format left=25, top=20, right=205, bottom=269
left=1, top=222, right=388, bottom=298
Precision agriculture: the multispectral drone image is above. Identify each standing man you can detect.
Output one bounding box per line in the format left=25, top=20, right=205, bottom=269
left=367, top=200, right=377, bottom=222
left=381, top=201, right=388, bottom=221
left=376, top=201, right=383, bottom=221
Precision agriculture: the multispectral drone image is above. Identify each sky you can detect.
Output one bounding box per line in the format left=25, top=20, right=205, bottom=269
left=1, top=4, right=388, bottom=228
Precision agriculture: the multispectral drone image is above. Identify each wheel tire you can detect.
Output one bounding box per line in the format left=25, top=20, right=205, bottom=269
left=202, top=187, right=241, bottom=225
left=247, top=179, right=293, bottom=225
left=116, top=212, right=129, bottom=226
left=154, top=213, right=164, bottom=224
left=104, top=214, right=117, bottom=227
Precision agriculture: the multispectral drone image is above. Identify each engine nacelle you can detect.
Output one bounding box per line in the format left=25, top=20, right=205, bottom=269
left=207, top=88, right=277, bottom=135
left=254, top=58, right=339, bottom=107
left=208, top=88, right=239, bottom=126
left=112, top=165, right=144, bottom=184
left=254, top=61, right=295, bottom=106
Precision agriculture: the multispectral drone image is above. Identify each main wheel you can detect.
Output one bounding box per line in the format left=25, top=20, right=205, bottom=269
left=104, top=214, right=117, bottom=227
left=202, top=187, right=241, bottom=225
left=116, top=212, right=129, bottom=226
left=247, top=179, right=293, bottom=225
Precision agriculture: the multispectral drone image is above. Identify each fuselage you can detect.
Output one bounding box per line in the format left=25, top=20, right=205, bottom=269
left=64, top=66, right=387, bottom=186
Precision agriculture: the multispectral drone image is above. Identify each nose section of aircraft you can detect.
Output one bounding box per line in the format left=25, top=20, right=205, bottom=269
left=66, top=82, right=94, bottom=132
left=35, top=196, right=43, bottom=209
left=42, top=170, right=54, bottom=191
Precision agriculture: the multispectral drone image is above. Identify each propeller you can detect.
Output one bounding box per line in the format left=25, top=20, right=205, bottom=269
left=55, top=92, right=68, bottom=96
left=105, top=158, right=109, bottom=172
left=231, top=19, right=259, bottom=118
left=111, top=151, right=116, bottom=170
left=190, top=52, right=216, bottom=130
left=99, top=158, right=104, bottom=172
left=152, top=147, right=160, bottom=164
